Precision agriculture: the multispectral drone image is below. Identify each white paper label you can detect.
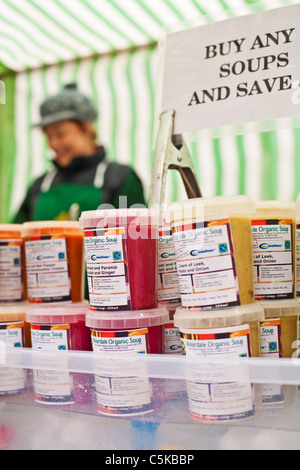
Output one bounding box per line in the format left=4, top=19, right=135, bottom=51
left=25, top=238, right=71, bottom=302
left=92, top=330, right=152, bottom=416
left=260, top=318, right=281, bottom=358
left=164, top=322, right=182, bottom=354
left=172, top=216, right=239, bottom=309
left=181, top=324, right=251, bottom=357
left=91, top=328, right=148, bottom=354
left=84, top=227, right=131, bottom=310
left=252, top=219, right=293, bottom=299
left=158, top=226, right=180, bottom=303
left=162, top=4, right=300, bottom=134
left=31, top=323, right=73, bottom=404
left=183, top=324, right=254, bottom=421
left=0, top=239, right=23, bottom=301
left=31, top=324, right=69, bottom=350
left=295, top=224, right=300, bottom=297
left=0, top=322, right=26, bottom=395
left=94, top=363, right=153, bottom=416
left=0, top=322, right=23, bottom=348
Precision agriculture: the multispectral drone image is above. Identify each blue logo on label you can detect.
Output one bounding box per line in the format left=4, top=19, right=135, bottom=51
left=259, top=243, right=269, bottom=249
left=269, top=341, right=278, bottom=352
left=190, top=250, right=199, bottom=257
left=161, top=252, right=175, bottom=259
left=37, top=255, right=55, bottom=261
left=170, top=344, right=181, bottom=351
left=218, top=243, right=228, bottom=254
left=190, top=249, right=214, bottom=256
left=259, top=243, right=282, bottom=249
left=113, top=251, right=122, bottom=261
left=91, top=254, right=110, bottom=261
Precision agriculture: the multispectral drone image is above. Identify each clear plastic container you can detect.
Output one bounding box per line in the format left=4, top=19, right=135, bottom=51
left=168, top=195, right=255, bottom=309
left=252, top=201, right=296, bottom=301
left=0, top=224, right=26, bottom=302
left=79, top=208, right=159, bottom=311
left=259, top=299, right=300, bottom=358
left=2, top=345, right=300, bottom=448
left=22, top=221, right=84, bottom=303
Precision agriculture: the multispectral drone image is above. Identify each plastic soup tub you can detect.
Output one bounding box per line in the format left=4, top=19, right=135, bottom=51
left=174, top=303, right=264, bottom=358
left=86, top=307, right=169, bottom=354
left=79, top=209, right=159, bottom=311
left=252, top=201, right=296, bottom=301
left=260, top=299, right=300, bottom=358
left=0, top=303, right=29, bottom=397
left=259, top=298, right=300, bottom=406
left=168, top=196, right=255, bottom=310
left=22, top=221, right=84, bottom=304
left=174, top=304, right=264, bottom=422
left=0, top=303, right=30, bottom=347
left=26, top=303, right=91, bottom=405
left=86, top=307, right=169, bottom=416
left=0, top=224, right=26, bottom=302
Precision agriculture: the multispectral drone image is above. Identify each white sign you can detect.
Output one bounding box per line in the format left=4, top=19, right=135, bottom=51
left=162, top=4, right=300, bottom=135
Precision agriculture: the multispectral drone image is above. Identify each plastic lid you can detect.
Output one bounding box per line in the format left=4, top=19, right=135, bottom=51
left=254, top=200, right=295, bottom=218
left=174, top=303, right=264, bottom=329
left=22, top=221, right=83, bottom=237
left=158, top=302, right=181, bottom=320
left=26, top=302, right=89, bottom=324
left=79, top=208, right=159, bottom=229
left=0, top=224, right=23, bottom=235
left=168, top=195, right=255, bottom=223
left=0, top=302, right=28, bottom=321
left=260, top=299, right=300, bottom=318
left=86, top=307, right=169, bottom=330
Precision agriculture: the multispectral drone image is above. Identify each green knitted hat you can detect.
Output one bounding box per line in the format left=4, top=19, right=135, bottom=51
left=35, top=83, right=98, bottom=127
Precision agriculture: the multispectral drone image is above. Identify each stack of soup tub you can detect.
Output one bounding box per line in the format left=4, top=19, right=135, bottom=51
left=170, top=195, right=265, bottom=422
left=157, top=210, right=182, bottom=355
left=0, top=223, right=30, bottom=399
left=156, top=209, right=187, bottom=400
left=21, top=221, right=92, bottom=406
left=79, top=208, right=169, bottom=417
left=252, top=200, right=300, bottom=406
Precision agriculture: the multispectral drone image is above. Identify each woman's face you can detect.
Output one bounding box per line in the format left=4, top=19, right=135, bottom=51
left=43, top=120, right=95, bottom=167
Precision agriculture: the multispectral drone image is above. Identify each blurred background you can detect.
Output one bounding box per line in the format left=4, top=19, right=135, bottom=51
left=0, top=0, right=300, bottom=222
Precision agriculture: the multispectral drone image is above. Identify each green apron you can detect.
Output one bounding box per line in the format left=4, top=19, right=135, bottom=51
left=34, top=183, right=102, bottom=221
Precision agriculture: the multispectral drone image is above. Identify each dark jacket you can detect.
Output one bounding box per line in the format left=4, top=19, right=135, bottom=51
left=14, top=147, right=146, bottom=222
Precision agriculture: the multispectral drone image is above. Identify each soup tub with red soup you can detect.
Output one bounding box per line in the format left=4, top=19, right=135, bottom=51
left=79, top=208, right=159, bottom=311
left=26, top=303, right=92, bottom=406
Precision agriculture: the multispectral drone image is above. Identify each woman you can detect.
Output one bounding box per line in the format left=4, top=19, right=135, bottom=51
left=14, top=84, right=145, bottom=222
